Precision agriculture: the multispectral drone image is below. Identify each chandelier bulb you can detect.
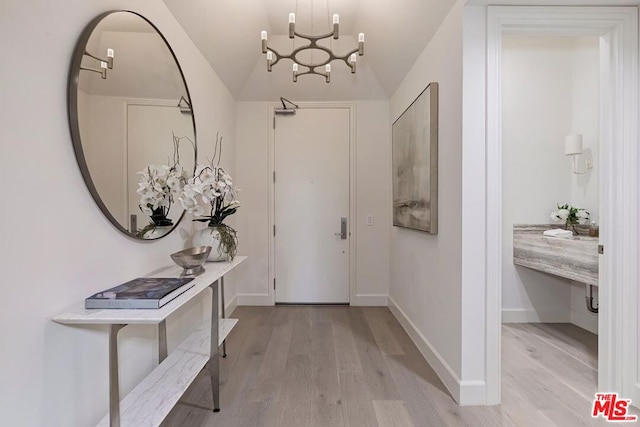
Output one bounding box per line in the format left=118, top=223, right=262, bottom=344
left=358, top=33, right=365, bottom=42
left=289, top=13, right=295, bottom=23
left=261, top=31, right=267, bottom=40
left=107, top=48, right=114, bottom=58
left=293, top=63, right=299, bottom=72
left=333, top=14, right=339, bottom=24
left=266, top=51, right=273, bottom=61
left=350, top=53, right=357, bottom=63
left=325, top=64, right=331, bottom=73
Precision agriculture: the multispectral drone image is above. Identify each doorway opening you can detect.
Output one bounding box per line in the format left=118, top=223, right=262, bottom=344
left=500, top=33, right=601, bottom=415
left=484, top=6, right=639, bottom=406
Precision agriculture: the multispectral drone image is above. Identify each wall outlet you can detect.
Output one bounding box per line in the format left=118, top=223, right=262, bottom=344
left=366, top=214, right=374, bottom=226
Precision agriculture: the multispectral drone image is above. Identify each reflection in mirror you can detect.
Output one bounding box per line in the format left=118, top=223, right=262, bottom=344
left=69, top=11, right=196, bottom=239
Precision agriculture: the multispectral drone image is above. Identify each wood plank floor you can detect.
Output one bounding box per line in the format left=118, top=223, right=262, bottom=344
left=162, top=307, right=636, bottom=426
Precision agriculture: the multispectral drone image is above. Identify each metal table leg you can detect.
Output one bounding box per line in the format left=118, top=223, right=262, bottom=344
left=109, top=324, right=126, bottom=427
left=158, top=320, right=168, bottom=363
left=208, top=280, right=220, bottom=412
left=220, top=276, right=226, bottom=358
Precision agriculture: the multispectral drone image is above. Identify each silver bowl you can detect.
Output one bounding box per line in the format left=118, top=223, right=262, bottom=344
left=170, top=246, right=212, bottom=277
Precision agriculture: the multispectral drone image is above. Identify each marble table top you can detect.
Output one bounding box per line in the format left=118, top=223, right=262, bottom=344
left=52, top=256, right=247, bottom=325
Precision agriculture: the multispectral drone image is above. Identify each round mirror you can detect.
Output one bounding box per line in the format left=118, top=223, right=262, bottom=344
left=68, top=11, right=196, bottom=239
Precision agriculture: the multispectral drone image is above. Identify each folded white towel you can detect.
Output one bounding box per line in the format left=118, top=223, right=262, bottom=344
left=543, top=228, right=573, bottom=238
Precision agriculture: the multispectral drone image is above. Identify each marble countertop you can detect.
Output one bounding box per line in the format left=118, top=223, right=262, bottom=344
left=513, top=225, right=598, bottom=286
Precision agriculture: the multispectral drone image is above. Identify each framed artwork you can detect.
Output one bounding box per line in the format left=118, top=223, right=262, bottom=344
left=392, top=82, right=439, bottom=233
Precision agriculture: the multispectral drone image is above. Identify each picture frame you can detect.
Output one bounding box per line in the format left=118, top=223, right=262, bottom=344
left=392, top=82, right=439, bottom=234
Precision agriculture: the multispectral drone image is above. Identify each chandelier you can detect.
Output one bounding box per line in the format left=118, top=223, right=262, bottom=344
left=260, top=9, right=364, bottom=83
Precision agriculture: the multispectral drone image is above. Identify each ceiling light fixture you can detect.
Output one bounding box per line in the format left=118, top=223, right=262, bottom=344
left=260, top=6, right=364, bottom=83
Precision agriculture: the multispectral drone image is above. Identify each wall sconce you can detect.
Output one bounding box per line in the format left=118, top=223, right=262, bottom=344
left=80, top=48, right=114, bottom=79
left=565, top=134, right=593, bottom=174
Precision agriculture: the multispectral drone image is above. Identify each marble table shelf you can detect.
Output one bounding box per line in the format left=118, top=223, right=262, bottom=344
left=53, top=256, right=247, bottom=427
left=513, top=225, right=598, bottom=286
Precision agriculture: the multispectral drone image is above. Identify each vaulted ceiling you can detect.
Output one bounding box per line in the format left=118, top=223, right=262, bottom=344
left=162, top=0, right=458, bottom=101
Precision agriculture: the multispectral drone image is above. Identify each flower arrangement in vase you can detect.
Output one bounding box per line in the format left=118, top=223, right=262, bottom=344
left=178, top=134, right=239, bottom=261
left=550, top=203, right=590, bottom=235
left=135, top=134, right=193, bottom=238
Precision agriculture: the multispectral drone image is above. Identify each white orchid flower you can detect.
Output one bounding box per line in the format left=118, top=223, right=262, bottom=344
left=190, top=205, right=205, bottom=216
left=556, top=209, right=570, bottom=220
left=166, top=176, right=182, bottom=191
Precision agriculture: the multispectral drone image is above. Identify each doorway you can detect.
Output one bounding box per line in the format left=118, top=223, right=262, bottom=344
left=500, top=33, right=601, bottom=413
left=483, top=6, right=639, bottom=405
left=272, top=106, right=353, bottom=304
left=126, top=101, right=194, bottom=231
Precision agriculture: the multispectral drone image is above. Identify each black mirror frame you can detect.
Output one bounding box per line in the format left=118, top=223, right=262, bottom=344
left=67, top=10, right=197, bottom=240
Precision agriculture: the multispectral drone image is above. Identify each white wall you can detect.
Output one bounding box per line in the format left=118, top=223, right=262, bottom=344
left=389, top=0, right=465, bottom=402
left=501, top=35, right=599, bottom=331
left=0, top=1, right=236, bottom=426
left=234, top=101, right=391, bottom=306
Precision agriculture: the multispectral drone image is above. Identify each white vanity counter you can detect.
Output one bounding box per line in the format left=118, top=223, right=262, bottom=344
left=513, top=225, right=598, bottom=286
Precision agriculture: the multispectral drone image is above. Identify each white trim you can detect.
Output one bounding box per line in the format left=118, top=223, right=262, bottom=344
left=352, top=294, right=388, bottom=307
left=484, top=5, right=639, bottom=405
left=388, top=296, right=462, bottom=403
left=224, top=293, right=238, bottom=316
left=502, top=309, right=571, bottom=324
left=236, top=293, right=271, bottom=306
left=459, top=381, right=488, bottom=407
left=268, top=103, right=357, bottom=306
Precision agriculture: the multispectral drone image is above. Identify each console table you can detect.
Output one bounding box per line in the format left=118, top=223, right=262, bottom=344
left=52, top=256, right=246, bottom=427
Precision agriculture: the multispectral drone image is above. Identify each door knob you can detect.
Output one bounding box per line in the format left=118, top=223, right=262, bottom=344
left=336, top=217, right=347, bottom=239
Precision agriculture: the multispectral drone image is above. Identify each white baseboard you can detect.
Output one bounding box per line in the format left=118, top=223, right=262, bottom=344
left=352, top=294, right=388, bottom=306
left=502, top=308, right=570, bottom=323
left=388, top=296, right=463, bottom=404
left=236, top=293, right=271, bottom=306
left=235, top=293, right=388, bottom=307
left=570, top=309, right=598, bottom=335
left=459, top=380, right=488, bottom=406
left=225, top=294, right=238, bottom=316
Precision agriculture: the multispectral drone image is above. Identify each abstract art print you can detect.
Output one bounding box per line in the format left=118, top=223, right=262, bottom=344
left=392, top=82, right=439, bottom=233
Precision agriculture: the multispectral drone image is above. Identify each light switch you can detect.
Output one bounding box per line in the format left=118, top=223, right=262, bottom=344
left=366, top=214, right=374, bottom=226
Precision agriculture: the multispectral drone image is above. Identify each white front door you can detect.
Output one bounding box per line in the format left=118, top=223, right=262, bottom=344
left=274, top=107, right=350, bottom=303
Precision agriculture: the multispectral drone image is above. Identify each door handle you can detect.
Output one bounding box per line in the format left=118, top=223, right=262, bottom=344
left=335, top=217, right=347, bottom=239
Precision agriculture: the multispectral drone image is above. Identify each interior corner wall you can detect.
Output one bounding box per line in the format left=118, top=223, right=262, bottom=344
left=0, top=1, right=236, bottom=426
left=388, top=0, right=464, bottom=401
left=234, top=101, right=391, bottom=307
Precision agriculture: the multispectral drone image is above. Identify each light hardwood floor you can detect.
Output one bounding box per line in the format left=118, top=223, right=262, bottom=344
left=162, top=307, right=636, bottom=426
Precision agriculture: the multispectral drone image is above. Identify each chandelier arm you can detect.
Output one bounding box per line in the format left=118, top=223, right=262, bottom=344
left=293, top=30, right=335, bottom=41
left=265, top=47, right=287, bottom=68
left=295, top=69, right=327, bottom=77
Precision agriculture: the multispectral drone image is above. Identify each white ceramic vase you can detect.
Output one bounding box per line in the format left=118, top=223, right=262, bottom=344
left=193, top=226, right=228, bottom=262
left=143, top=225, right=173, bottom=239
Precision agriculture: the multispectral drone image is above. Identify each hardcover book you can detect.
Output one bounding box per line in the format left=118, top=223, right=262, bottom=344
left=85, top=277, right=195, bottom=309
